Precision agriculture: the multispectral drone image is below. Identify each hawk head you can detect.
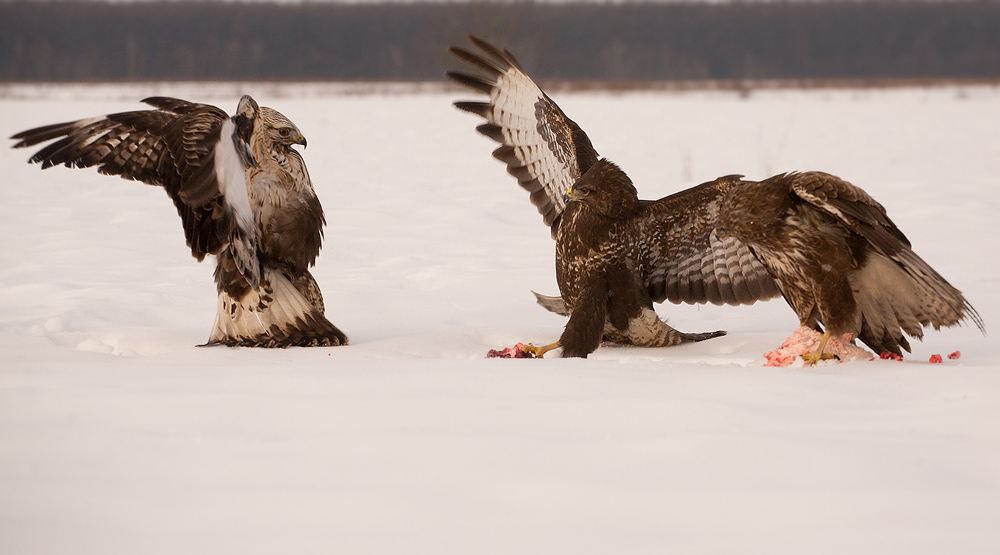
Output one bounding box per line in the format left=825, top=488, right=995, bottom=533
left=257, top=107, right=307, bottom=150
left=565, top=158, right=638, bottom=219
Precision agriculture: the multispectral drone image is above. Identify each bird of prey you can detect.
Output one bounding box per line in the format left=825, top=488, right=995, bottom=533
left=11, top=95, right=347, bottom=348
left=448, top=36, right=780, bottom=358
left=716, top=171, right=983, bottom=361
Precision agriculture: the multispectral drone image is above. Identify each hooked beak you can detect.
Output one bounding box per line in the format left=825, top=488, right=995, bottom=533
left=713, top=227, right=731, bottom=239
left=294, top=134, right=307, bottom=148
left=563, top=187, right=580, bottom=204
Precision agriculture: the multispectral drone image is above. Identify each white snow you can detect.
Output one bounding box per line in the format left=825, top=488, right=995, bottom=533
left=1, top=83, right=998, bottom=553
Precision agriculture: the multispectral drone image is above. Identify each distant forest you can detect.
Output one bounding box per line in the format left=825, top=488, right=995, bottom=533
left=2, top=1, right=1000, bottom=84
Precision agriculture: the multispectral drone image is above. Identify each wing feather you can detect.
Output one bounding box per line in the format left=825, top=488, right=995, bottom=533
left=11, top=97, right=260, bottom=284
left=449, top=35, right=599, bottom=234
left=639, top=176, right=781, bottom=306
left=791, top=172, right=983, bottom=333
left=790, top=171, right=910, bottom=252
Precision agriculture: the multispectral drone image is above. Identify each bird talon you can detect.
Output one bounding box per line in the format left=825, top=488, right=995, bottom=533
left=522, top=345, right=546, bottom=358
left=802, top=352, right=838, bottom=365
left=526, top=341, right=561, bottom=359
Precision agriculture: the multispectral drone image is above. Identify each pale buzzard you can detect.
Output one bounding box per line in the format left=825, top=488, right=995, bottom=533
left=11, top=96, right=347, bottom=348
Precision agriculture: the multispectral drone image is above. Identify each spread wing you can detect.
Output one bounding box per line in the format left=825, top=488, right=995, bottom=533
left=11, top=96, right=261, bottom=287
left=790, top=172, right=984, bottom=333
left=789, top=171, right=908, bottom=256
left=639, top=176, right=782, bottom=306
left=448, top=35, right=599, bottom=235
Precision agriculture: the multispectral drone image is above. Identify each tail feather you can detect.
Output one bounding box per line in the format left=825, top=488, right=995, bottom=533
left=533, top=291, right=570, bottom=316
left=852, top=251, right=982, bottom=355
left=893, top=248, right=984, bottom=333
left=602, top=307, right=726, bottom=347
left=206, top=267, right=347, bottom=348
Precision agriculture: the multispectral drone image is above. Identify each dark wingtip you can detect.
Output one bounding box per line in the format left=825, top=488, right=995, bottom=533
left=463, top=34, right=526, bottom=72
left=449, top=45, right=506, bottom=77
left=10, top=120, right=78, bottom=149
left=447, top=71, right=496, bottom=95
left=454, top=101, right=491, bottom=118
left=466, top=35, right=502, bottom=56
left=476, top=123, right=504, bottom=143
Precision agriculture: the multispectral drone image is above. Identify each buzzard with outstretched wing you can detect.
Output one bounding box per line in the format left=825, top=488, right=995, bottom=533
left=717, top=171, right=983, bottom=360
left=11, top=96, right=347, bottom=348
left=448, top=36, right=780, bottom=358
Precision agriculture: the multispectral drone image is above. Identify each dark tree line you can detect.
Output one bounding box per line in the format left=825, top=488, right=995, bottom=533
left=2, top=1, right=999, bottom=83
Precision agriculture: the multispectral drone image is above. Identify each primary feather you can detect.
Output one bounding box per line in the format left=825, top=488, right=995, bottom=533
left=448, top=35, right=599, bottom=234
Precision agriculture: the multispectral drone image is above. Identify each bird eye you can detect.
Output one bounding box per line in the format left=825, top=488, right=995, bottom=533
left=278, top=128, right=290, bottom=136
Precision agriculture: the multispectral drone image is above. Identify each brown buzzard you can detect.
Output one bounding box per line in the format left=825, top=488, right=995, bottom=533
left=11, top=96, right=347, bottom=348
left=448, top=36, right=781, bottom=358
left=716, top=171, right=983, bottom=361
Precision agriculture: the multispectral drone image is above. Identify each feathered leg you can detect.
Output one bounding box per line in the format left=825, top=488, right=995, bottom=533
left=206, top=253, right=347, bottom=348
left=558, top=281, right=608, bottom=358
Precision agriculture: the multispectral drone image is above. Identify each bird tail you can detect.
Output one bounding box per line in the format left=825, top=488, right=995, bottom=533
left=851, top=250, right=983, bottom=355
left=533, top=291, right=570, bottom=316
left=205, top=267, right=347, bottom=348
left=602, top=307, right=726, bottom=347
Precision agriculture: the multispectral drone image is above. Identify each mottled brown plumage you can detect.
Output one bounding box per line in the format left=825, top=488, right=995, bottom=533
left=449, top=36, right=780, bottom=358
left=11, top=96, right=346, bottom=348
left=717, top=171, right=983, bottom=357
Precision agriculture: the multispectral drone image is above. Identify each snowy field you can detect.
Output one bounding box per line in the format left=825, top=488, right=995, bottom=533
left=1, top=83, right=998, bottom=553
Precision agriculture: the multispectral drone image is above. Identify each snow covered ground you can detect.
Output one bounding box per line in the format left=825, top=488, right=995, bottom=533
left=1, top=83, right=998, bottom=553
